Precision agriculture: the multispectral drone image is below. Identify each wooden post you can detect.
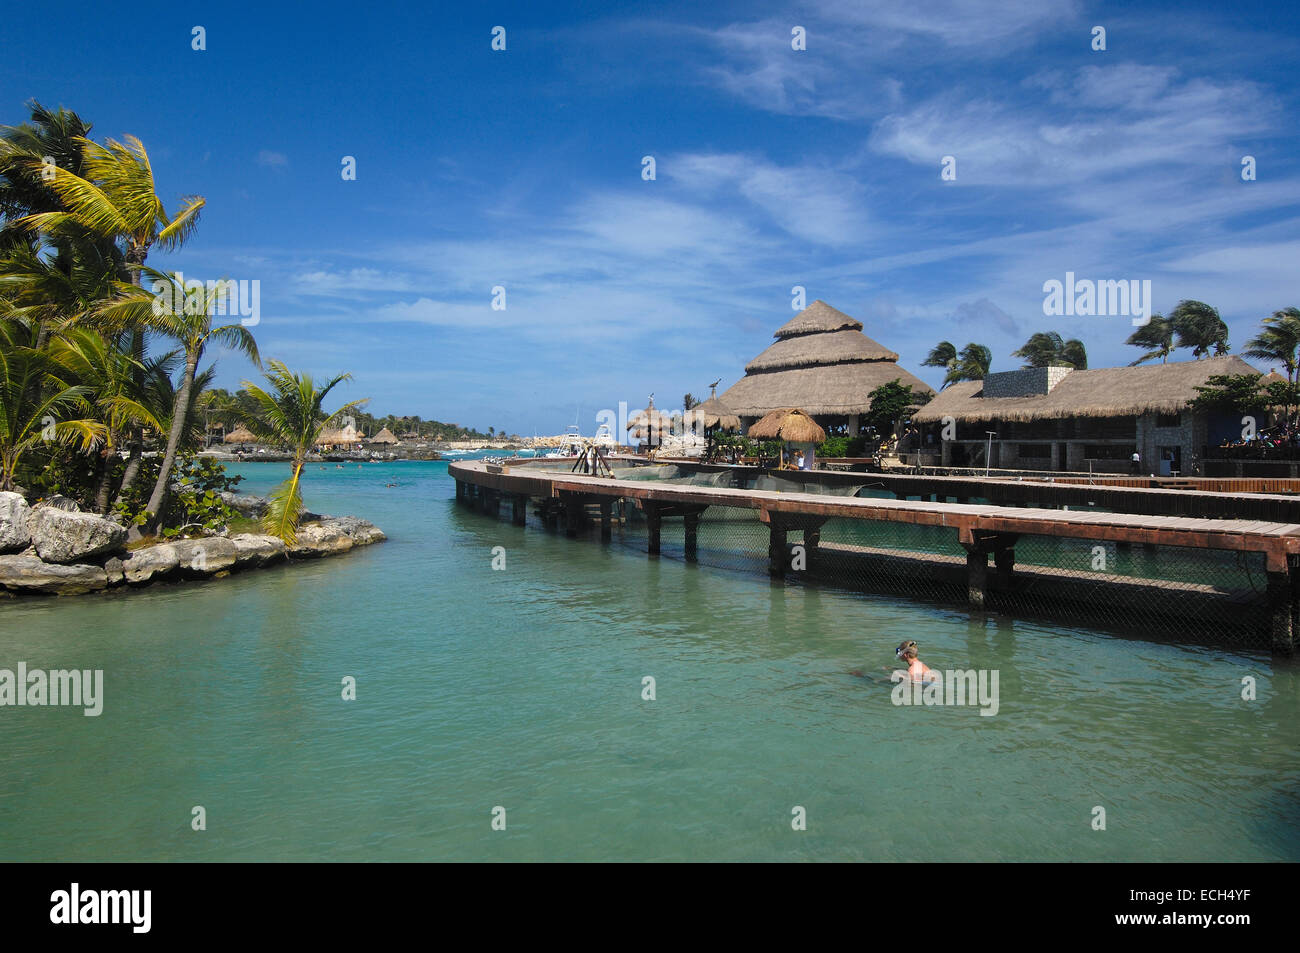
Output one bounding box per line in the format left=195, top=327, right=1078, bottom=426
left=455, top=480, right=465, bottom=503
left=564, top=495, right=584, bottom=537
left=1268, top=570, right=1294, bottom=656
left=993, top=545, right=1015, bottom=588
left=966, top=549, right=988, bottom=610
left=645, top=502, right=661, bottom=556
left=769, top=521, right=788, bottom=576
left=600, top=499, right=612, bottom=541
left=684, top=510, right=700, bottom=562
left=512, top=494, right=526, bottom=526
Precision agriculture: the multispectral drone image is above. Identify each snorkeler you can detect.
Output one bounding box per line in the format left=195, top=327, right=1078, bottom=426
left=896, top=640, right=937, bottom=683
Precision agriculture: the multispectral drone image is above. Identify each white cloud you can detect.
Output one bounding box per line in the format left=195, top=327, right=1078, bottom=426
left=256, top=150, right=288, bottom=167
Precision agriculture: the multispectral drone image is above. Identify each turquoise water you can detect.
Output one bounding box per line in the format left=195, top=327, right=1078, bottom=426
left=1, top=456, right=1297, bottom=861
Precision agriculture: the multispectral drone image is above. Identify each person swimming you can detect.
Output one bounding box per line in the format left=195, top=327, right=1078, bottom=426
left=896, top=640, right=937, bottom=683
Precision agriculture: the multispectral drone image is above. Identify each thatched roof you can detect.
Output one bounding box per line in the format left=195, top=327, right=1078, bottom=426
left=724, top=360, right=931, bottom=417
left=223, top=425, right=256, bottom=444
left=747, top=408, right=827, bottom=442
left=721, top=300, right=931, bottom=417
left=774, top=300, right=863, bottom=337
left=684, top=385, right=741, bottom=432
left=627, top=397, right=674, bottom=436
left=913, top=355, right=1262, bottom=424
left=746, top=328, right=898, bottom=371
left=368, top=427, right=399, bottom=444
left=316, top=423, right=362, bottom=446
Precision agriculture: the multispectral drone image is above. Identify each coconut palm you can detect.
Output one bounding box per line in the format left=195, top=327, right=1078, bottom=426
left=1125, top=314, right=1175, bottom=365
left=240, top=361, right=365, bottom=544
left=950, top=342, right=993, bottom=383
left=10, top=132, right=207, bottom=503
left=1243, top=308, right=1300, bottom=384
left=1012, top=331, right=1087, bottom=369
left=99, top=270, right=259, bottom=533
left=1169, top=300, right=1230, bottom=359
left=0, top=318, right=104, bottom=491
left=44, top=326, right=166, bottom=512
left=922, top=340, right=959, bottom=387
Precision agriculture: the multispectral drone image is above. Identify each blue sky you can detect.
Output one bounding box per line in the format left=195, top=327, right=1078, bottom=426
left=4, top=0, right=1299, bottom=434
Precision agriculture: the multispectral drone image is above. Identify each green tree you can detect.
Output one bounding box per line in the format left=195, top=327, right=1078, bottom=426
left=1126, top=314, right=1175, bottom=365
left=0, top=318, right=104, bottom=490
left=101, top=270, right=259, bottom=533
left=1188, top=373, right=1265, bottom=415
left=864, top=379, right=932, bottom=437
left=1243, top=308, right=1300, bottom=384
left=1170, top=300, right=1229, bottom=359
left=240, top=361, right=365, bottom=544
left=922, top=341, right=958, bottom=387
left=950, top=342, right=992, bottom=384
left=1012, top=331, right=1087, bottom=369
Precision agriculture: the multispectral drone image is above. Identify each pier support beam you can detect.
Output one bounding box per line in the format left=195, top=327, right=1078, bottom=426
left=456, top=480, right=466, bottom=504
left=684, top=511, right=700, bottom=562
left=960, top=529, right=1019, bottom=610
left=563, top=494, right=586, bottom=537
left=644, top=501, right=661, bottom=556
left=512, top=494, right=527, bottom=526
left=1268, top=569, right=1295, bottom=656
left=600, top=500, right=612, bottom=541
left=768, top=522, right=788, bottom=576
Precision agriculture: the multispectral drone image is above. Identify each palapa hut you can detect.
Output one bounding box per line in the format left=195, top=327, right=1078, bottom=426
left=315, top=422, right=362, bottom=448
left=912, top=356, right=1262, bottom=475
left=223, top=425, right=256, bottom=445
left=683, top=383, right=740, bottom=456
left=721, top=300, right=932, bottom=436
left=747, top=408, right=826, bottom=469
left=627, top=396, right=674, bottom=448
left=367, top=427, right=399, bottom=445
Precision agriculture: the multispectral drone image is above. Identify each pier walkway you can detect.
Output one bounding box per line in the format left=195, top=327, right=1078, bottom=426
left=450, top=460, right=1300, bottom=654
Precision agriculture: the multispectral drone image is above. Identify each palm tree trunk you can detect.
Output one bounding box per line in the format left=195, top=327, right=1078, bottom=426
left=142, top=351, right=198, bottom=533
left=93, top=446, right=117, bottom=514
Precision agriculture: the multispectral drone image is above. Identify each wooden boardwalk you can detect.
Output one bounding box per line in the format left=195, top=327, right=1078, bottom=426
left=450, top=460, right=1300, bottom=653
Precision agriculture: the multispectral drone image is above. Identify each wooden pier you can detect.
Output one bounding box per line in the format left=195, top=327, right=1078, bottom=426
left=451, top=460, right=1300, bottom=654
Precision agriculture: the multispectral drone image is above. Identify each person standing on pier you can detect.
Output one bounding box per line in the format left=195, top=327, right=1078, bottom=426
left=1130, top=450, right=1141, bottom=475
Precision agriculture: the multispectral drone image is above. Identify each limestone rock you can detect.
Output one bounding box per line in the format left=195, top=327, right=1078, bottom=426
left=120, top=543, right=180, bottom=584
left=230, top=534, right=287, bottom=568
left=171, top=537, right=239, bottom=576
left=28, top=506, right=128, bottom=564
left=0, top=555, right=108, bottom=595
left=220, top=491, right=268, bottom=519
left=0, top=491, right=31, bottom=552
left=104, top=556, right=125, bottom=586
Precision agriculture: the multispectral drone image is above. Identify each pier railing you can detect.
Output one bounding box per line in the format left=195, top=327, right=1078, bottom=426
left=450, top=460, right=1300, bottom=654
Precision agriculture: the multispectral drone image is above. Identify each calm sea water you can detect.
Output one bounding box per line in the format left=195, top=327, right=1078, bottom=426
left=1, top=456, right=1297, bottom=861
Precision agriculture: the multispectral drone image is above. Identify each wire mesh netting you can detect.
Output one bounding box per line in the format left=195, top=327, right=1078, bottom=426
left=466, top=475, right=1279, bottom=650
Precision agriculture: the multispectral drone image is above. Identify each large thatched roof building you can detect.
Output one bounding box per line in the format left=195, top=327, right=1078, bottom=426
left=720, top=300, right=932, bottom=434
left=912, top=356, right=1261, bottom=474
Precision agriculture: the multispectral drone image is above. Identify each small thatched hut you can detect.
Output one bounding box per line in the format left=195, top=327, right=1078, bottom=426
left=224, top=425, right=256, bottom=445
left=721, top=300, right=932, bottom=435
left=912, top=356, right=1262, bottom=474
left=684, top=385, right=741, bottom=434
left=315, top=422, right=362, bottom=447
left=747, top=408, right=826, bottom=469
left=368, top=427, right=399, bottom=445
left=627, top=396, right=674, bottom=446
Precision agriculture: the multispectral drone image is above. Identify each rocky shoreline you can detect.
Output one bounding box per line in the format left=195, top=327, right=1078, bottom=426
left=0, top=491, right=385, bottom=598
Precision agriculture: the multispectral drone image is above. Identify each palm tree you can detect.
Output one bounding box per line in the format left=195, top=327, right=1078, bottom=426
left=12, top=132, right=207, bottom=502
left=1243, top=308, right=1300, bottom=384
left=1125, top=314, right=1175, bottom=365
left=100, top=270, right=259, bottom=533
left=240, top=361, right=365, bottom=544
left=44, top=327, right=166, bottom=513
left=1169, top=300, right=1230, bottom=358
left=0, top=318, right=104, bottom=491
left=922, top=341, right=959, bottom=387
left=950, top=342, right=992, bottom=384
left=1012, top=331, right=1087, bottom=369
